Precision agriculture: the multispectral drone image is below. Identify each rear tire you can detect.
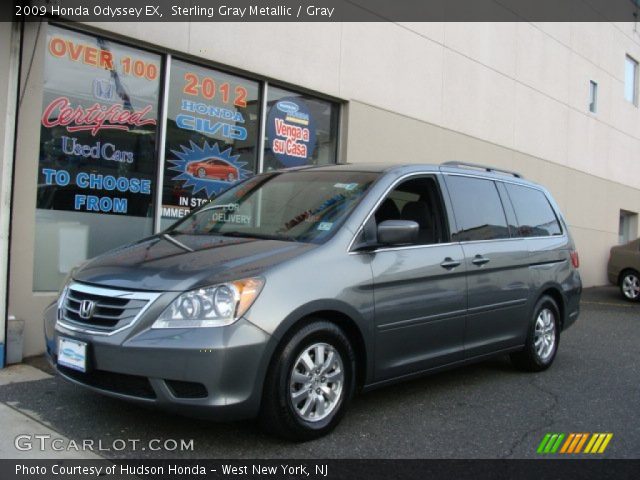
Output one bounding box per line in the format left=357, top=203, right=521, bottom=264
left=619, top=269, right=640, bottom=302
left=511, top=295, right=560, bottom=372
left=260, top=320, right=355, bottom=441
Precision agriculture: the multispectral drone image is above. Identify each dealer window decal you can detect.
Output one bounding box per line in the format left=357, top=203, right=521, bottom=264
left=161, top=60, right=260, bottom=223
left=37, top=26, right=160, bottom=217
left=266, top=97, right=317, bottom=168
left=167, top=141, right=252, bottom=198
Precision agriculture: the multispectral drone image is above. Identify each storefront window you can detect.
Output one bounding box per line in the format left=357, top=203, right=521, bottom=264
left=160, top=60, right=260, bottom=228
left=263, top=86, right=339, bottom=171
left=33, top=25, right=340, bottom=291
left=34, top=25, right=161, bottom=290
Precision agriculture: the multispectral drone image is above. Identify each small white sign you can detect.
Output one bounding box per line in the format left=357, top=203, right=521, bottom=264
left=317, top=222, right=333, bottom=231
left=57, top=337, right=87, bottom=373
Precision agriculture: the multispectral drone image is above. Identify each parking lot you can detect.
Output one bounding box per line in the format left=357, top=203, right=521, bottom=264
left=0, top=286, right=638, bottom=459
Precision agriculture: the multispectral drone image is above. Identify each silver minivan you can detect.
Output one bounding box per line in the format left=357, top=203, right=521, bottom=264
left=44, top=162, right=582, bottom=440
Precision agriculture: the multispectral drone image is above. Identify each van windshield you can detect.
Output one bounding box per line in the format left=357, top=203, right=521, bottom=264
left=166, top=170, right=379, bottom=243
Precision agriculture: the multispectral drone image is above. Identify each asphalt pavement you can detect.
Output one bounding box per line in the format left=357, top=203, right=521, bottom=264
left=0, top=286, right=638, bottom=459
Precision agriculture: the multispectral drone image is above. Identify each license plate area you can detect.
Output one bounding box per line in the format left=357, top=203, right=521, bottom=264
left=57, top=337, right=88, bottom=373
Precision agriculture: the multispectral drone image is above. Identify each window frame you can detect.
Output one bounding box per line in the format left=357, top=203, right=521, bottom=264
left=589, top=80, right=598, bottom=113
left=348, top=173, right=455, bottom=254
left=625, top=54, right=639, bottom=106
left=370, top=174, right=452, bottom=247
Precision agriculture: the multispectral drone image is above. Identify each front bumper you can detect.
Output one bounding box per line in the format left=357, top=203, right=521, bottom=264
left=44, top=301, right=271, bottom=421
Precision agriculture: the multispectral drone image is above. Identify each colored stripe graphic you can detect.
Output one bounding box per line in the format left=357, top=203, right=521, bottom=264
left=560, top=433, right=576, bottom=453
left=585, top=433, right=613, bottom=454
left=539, top=433, right=613, bottom=454
left=537, top=434, right=552, bottom=453
left=537, top=433, right=565, bottom=453
left=574, top=433, right=589, bottom=453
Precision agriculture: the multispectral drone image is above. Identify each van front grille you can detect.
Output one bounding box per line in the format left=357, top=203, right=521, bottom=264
left=59, top=282, right=160, bottom=334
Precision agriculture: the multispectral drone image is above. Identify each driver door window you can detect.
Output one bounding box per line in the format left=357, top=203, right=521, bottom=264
left=374, top=176, right=448, bottom=245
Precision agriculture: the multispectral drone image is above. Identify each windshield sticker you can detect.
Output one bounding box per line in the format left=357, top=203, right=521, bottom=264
left=334, top=182, right=359, bottom=191
left=167, top=141, right=252, bottom=198
left=317, top=222, right=333, bottom=231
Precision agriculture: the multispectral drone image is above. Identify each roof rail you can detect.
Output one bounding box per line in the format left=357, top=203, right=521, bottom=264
left=440, top=161, right=522, bottom=178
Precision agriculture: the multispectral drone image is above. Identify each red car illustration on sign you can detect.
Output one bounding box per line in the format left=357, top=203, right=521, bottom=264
left=186, top=158, right=239, bottom=182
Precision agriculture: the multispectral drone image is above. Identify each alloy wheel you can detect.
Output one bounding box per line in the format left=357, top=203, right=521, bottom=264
left=622, top=273, right=640, bottom=300
left=289, top=342, right=344, bottom=423
left=534, top=308, right=556, bottom=361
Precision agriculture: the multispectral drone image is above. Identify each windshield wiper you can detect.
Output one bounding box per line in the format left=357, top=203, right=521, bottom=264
left=161, top=233, right=194, bottom=252
left=218, top=231, right=298, bottom=242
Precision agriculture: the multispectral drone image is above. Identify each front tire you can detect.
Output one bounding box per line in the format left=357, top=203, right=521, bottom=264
left=619, top=269, right=640, bottom=302
left=511, top=295, right=560, bottom=372
left=260, top=320, right=355, bottom=441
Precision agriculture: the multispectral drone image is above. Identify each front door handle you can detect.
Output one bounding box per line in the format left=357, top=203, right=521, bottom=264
left=472, top=254, right=490, bottom=266
left=440, top=257, right=461, bottom=270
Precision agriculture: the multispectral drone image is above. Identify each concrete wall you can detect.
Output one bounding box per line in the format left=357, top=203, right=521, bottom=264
left=5, top=22, right=640, bottom=357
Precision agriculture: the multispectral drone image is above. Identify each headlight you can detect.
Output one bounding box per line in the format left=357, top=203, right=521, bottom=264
left=151, top=277, right=265, bottom=329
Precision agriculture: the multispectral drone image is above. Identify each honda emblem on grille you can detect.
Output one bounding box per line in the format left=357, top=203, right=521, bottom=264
left=78, top=300, right=96, bottom=320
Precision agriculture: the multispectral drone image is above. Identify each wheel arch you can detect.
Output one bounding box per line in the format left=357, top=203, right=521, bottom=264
left=262, top=301, right=372, bottom=393
left=536, top=284, right=566, bottom=329
left=618, top=267, right=639, bottom=285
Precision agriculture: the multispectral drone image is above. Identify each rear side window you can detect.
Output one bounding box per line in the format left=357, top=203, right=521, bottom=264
left=445, top=176, right=510, bottom=242
left=504, top=184, right=562, bottom=237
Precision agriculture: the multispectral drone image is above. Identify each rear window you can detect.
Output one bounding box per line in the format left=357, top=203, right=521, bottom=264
left=445, top=176, right=510, bottom=242
left=504, top=183, right=562, bottom=237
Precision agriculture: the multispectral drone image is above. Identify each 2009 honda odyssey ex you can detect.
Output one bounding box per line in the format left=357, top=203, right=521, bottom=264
left=44, top=162, right=582, bottom=440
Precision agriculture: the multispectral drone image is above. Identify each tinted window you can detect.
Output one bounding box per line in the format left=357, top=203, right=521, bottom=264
left=505, top=184, right=562, bottom=237
left=446, top=176, right=510, bottom=242
left=374, top=177, right=448, bottom=245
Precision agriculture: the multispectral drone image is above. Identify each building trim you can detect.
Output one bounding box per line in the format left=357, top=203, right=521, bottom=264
left=0, top=21, right=22, bottom=368
left=153, top=54, right=172, bottom=234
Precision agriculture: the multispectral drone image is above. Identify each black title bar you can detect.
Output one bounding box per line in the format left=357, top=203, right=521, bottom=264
left=2, top=459, right=640, bottom=480
left=5, top=0, right=640, bottom=22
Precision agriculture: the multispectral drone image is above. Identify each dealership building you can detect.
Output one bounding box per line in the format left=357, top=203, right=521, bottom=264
left=0, top=20, right=639, bottom=366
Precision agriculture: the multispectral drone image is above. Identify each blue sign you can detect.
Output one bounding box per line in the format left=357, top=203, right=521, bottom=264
left=266, top=97, right=316, bottom=168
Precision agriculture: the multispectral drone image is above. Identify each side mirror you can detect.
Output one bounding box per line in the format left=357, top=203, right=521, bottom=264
left=377, top=220, right=419, bottom=246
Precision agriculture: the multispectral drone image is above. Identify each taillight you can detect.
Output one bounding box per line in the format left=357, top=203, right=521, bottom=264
left=570, top=250, right=580, bottom=269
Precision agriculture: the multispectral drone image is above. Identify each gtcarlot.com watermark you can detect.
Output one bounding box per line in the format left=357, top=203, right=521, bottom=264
left=15, top=434, right=194, bottom=452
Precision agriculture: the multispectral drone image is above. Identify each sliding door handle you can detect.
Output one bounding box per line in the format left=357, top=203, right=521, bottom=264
left=440, top=258, right=461, bottom=270
left=472, top=255, right=490, bottom=266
